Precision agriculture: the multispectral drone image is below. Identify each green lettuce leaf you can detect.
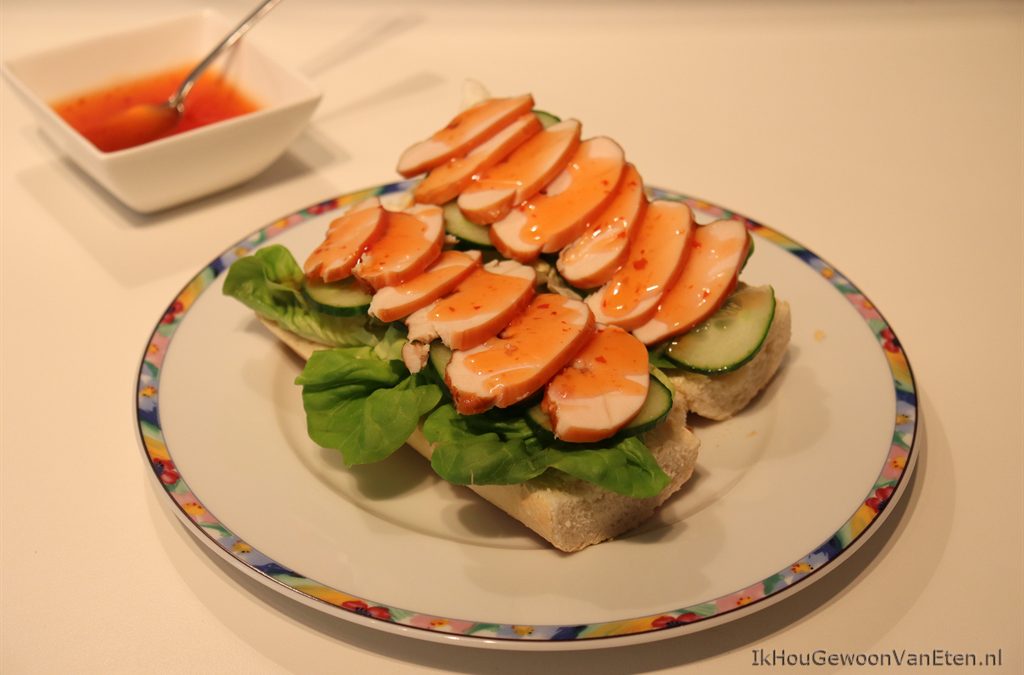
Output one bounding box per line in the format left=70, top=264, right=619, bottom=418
left=371, top=323, right=409, bottom=362
left=296, top=347, right=442, bottom=465
left=423, top=404, right=670, bottom=498
left=424, top=405, right=549, bottom=485
left=222, top=245, right=381, bottom=347
left=544, top=437, right=670, bottom=498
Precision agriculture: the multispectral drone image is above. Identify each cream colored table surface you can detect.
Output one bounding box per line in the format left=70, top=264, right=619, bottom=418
left=2, top=1, right=1022, bottom=672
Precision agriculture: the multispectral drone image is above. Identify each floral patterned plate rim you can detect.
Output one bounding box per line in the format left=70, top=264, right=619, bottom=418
left=135, top=180, right=918, bottom=650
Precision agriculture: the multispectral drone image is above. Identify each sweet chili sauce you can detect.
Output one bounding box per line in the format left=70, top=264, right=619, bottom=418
left=51, top=64, right=261, bottom=152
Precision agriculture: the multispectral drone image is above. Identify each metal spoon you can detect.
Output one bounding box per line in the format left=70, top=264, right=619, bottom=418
left=102, top=0, right=283, bottom=150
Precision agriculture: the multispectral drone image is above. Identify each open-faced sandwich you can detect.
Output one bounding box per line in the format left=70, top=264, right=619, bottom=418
left=223, top=92, right=791, bottom=552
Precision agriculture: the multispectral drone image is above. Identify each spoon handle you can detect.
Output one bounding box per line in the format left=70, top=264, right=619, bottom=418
left=170, top=0, right=284, bottom=110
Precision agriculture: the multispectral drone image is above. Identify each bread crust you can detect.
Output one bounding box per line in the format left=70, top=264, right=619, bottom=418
left=406, top=405, right=698, bottom=552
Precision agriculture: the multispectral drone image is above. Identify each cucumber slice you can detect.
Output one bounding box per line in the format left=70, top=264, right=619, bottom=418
left=443, top=201, right=494, bottom=249
left=429, top=341, right=452, bottom=381
left=525, top=370, right=673, bottom=442
left=301, top=277, right=372, bottom=316
left=665, top=284, right=776, bottom=374
left=525, top=404, right=556, bottom=438
left=533, top=110, right=561, bottom=128
left=628, top=368, right=675, bottom=435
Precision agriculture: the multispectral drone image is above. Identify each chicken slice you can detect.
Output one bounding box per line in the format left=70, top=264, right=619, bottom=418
left=368, top=250, right=482, bottom=323
left=542, top=325, right=649, bottom=443
left=352, top=204, right=444, bottom=290
left=584, top=200, right=695, bottom=330
left=396, top=94, right=535, bottom=177
left=303, top=198, right=386, bottom=282
left=632, top=219, right=752, bottom=345
left=405, top=260, right=536, bottom=350
left=413, top=113, right=542, bottom=205
left=457, top=119, right=582, bottom=225
left=446, top=294, right=596, bottom=415
left=556, top=163, right=646, bottom=288
left=490, top=137, right=626, bottom=262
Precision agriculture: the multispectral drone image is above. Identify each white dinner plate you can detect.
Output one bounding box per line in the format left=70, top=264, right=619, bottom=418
left=135, top=181, right=918, bottom=649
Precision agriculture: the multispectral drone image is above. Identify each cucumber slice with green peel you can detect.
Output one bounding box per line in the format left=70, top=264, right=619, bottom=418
left=665, top=284, right=776, bottom=374
left=525, top=369, right=674, bottom=442
left=301, top=277, right=372, bottom=316
left=628, top=368, right=675, bottom=435
left=533, top=110, right=561, bottom=128
left=443, top=201, right=494, bottom=249
left=429, top=341, right=453, bottom=381
left=525, top=404, right=556, bottom=439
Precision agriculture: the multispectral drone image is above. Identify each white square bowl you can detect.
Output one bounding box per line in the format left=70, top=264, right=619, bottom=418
left=3, top=10, right=322, bottom=213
